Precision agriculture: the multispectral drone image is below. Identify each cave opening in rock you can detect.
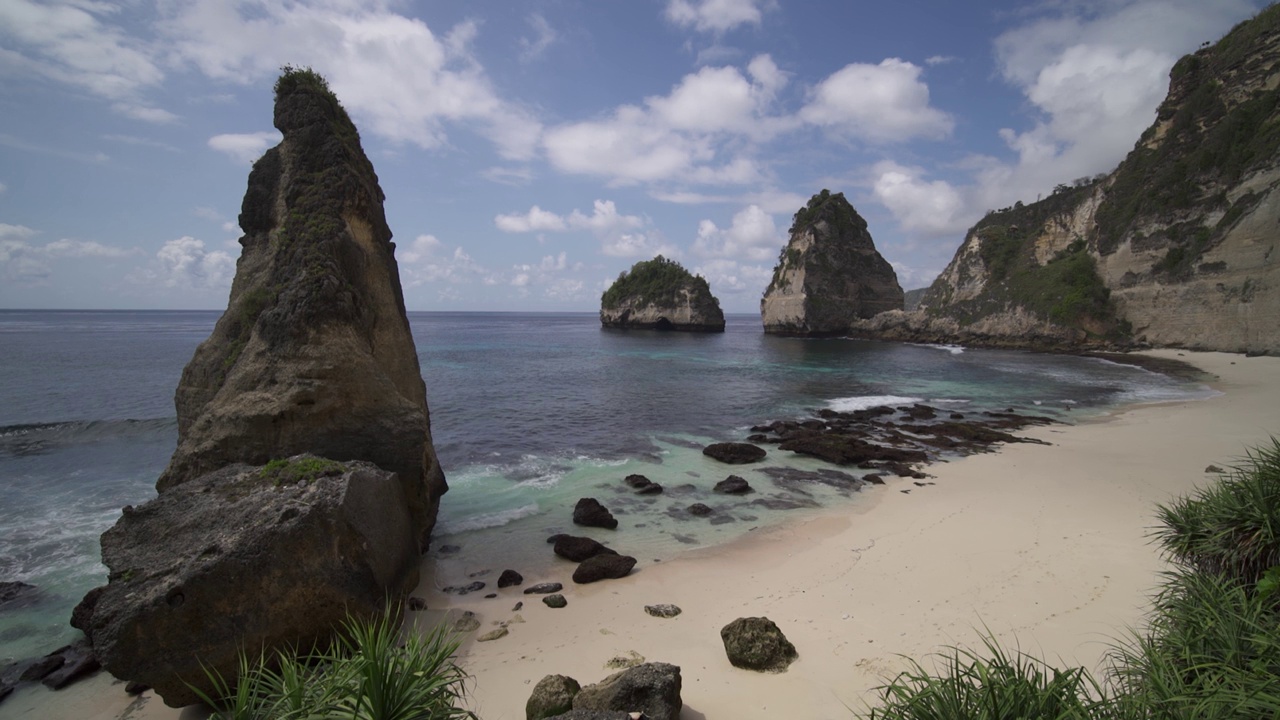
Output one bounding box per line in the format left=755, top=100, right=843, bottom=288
left=654, top=317, right=674, bottom=330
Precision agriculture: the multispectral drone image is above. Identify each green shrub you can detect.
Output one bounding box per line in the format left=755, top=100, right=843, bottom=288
left=1107, top=568, right=1280, bottom=720
left=866, top=634, right=1112, bottom=720
left=259, top=456, right=345, bottom=486
left=1154, top=438, right=1280, bottom=586
left=195, top=609, right=475, bottom=720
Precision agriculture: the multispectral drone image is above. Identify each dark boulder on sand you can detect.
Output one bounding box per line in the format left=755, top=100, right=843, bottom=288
left=554, top=535, right=619, bottom=563
left=498, top=569, right=524, bottom=588
left=527, top=674, right=581, bottom=720
left=570, top=662, right=683, bottom=720
left=573, top=498, right=618, bottom=529
left=720, top=616, right=798, bottom=672
left=573, top=554, right=637, bottom=584
left=703, top=442, right=767, bottom=465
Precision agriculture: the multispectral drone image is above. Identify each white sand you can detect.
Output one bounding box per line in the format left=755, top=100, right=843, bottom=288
left=8, top=350, right=1277, bottom=720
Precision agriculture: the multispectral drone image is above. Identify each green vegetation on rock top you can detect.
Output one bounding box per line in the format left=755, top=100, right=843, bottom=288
left=601, top=255, right=719, bottom=311
left=259, top=456, right=345, bottom=486
left=788, top=189, right=863, bottom=235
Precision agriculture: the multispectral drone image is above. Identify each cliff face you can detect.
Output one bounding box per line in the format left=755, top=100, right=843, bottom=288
left=897, top=7, right=1280, bottom=354
left=761, top=191, right=903, bottom=336
left=601, top=256, right=725, bottom=331
left=158, top=69, right=447, bottom=545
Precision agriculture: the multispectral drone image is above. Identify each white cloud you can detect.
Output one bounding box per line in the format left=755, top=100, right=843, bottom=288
left=692, top=258, right=773, bottom=295
left=2, top=224, right=140, bottom=283
left=0, top=183, right=7, bottom=193
left=147, top=237, right=236, bottom=289
left=924, top=55, right=956, bottom=66
left=162, top=3, right=543, bottom=160
left=111, top=102, right=179, bottom=124
left=543, top=55, right=785, bottom=185
left=800, top=59, right=953, bottom=143
left=0, top=0, right=169, bottom=122
left=665, top=0, right=774, bottom=33
left=494, top=206, right=568, bottom=233
left=870, top=161, right=972, bottom=237
left=208, top=131, right=280, bottom=164
left=650, top=188, right=807, bottom=214
left=397, top=234, right=487, bottom=287
left=43, top=238, right=135, bottom=259
left=602, top=231, right=679, bottom=259
left=567, top=200, right=645, bottom=234
left=519, top=13, right=557, bottom=63
left=691, top=204, right=783, bottom=262
left=482, top=166, right=534, bottom=186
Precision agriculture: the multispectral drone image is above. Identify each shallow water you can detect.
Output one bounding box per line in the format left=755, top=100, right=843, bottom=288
left=0, top=310, right=1214, bottom=662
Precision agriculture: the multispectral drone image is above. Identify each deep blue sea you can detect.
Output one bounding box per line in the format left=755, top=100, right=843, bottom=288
left=0, top=310, right=1215, bottom=664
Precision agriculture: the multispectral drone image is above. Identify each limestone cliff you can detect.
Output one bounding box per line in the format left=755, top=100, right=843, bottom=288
left=869, top=7, right=1280, bottom=354
left=760, top=190, right=903, bottom=336
left=157, top=67, right=447, bottom=545
left=601, top=256, right=725, bottom=332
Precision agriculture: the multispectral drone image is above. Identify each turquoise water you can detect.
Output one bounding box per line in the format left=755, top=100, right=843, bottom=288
left=0, top=310, right=1214, bottom=662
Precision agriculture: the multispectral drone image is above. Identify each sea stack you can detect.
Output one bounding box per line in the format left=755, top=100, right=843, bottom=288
left=760, top=190, right=903, bottom=336
left=71, top=68, right=446, bottom=707
left=601, top=255, right=725, bottom=331
left=157, top=66, right=446, bottom=545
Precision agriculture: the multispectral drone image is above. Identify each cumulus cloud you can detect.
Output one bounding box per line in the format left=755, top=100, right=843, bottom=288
left=799, top=59, right=953, bottom=143
left=543, top=55, right=788, bottom=185
left=495, top=200, right=649, bottom=257
left=601, top=231, right=680, bottom=259
left=495, top=206, right=568, bottom=233
left=161, top=3, right=542, bottom=160
left=650, top=188, right=807, bottom=214
left=870, top=161, right=972, bottom=237
left=147, top=237, right=236, bottom=289
left=692, top=258, right=773, bottom=297
left=691, top=204, right=783, bottom=262
left=397, top=234, right=488, bottom=287
left=208, top=131, right=281, bottom=164
left=665, top=0, right=774, bottom=33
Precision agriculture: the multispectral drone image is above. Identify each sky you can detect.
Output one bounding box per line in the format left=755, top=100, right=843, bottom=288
left=0, top=0, right=1267, bottom=312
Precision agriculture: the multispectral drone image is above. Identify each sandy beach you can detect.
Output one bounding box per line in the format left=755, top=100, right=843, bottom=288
left=5, top=349, right=1278, bottom=720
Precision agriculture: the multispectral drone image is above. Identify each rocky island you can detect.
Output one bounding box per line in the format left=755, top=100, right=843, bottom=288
left=601, top=255, right=725, bottom=331
left=853, top=8, right=1280, bottom=354
left=760, top=190, right=903, bottom=336
left=68, top=67, right=448, bottom=707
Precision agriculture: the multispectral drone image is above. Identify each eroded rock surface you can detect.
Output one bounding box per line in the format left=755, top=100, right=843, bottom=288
left=571, top=662, right=683, bottom=720
left=720, top=617, right=798, bottom=672
left=73, top=459, right=417, bottom=706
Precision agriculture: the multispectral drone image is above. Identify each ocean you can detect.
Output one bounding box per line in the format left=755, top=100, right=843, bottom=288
left=0, top=310, right=1215, bottom=665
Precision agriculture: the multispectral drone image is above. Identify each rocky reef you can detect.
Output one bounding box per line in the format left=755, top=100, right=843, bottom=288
left=600, top=255, right=725, bottom=331
left=73, top=68, right=447, bottom=707
left=859, top=7, right=1280, bottom=354
left=761, top=190, right=903, bottom=336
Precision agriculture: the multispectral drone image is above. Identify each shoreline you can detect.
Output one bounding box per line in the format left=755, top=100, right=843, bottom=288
left=4, top=349, right=1276, bottom=719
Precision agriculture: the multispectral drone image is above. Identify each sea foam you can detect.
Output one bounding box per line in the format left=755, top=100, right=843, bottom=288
left=826, top=395, right=923, bottom=412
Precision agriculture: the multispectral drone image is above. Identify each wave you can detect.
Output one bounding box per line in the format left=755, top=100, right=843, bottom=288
left=913, top=343, right=966, bottom=355
left=0, top=418, right=176, bottom=457
left=435, top=503, right=541, bottom=535
left=826, top=395, right=924, bottom=412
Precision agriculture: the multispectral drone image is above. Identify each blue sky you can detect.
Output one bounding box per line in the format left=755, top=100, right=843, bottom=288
left=0, top=0, right=1265, bottom=311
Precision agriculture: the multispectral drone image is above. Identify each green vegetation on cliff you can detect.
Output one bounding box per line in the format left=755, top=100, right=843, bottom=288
left=927, top=182, right=1126, bottom=338
left=788, top=188, right=861, bottom=235
left=1095, top=5, right=1280, bottom=263
left=601, top=255, right=719, bottom=311
left=861, top=438, right=1280, bottom=719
